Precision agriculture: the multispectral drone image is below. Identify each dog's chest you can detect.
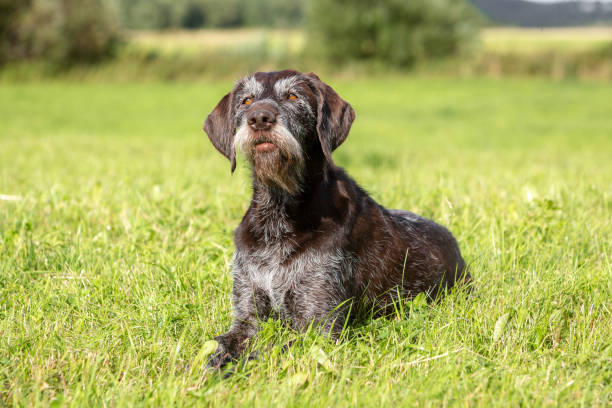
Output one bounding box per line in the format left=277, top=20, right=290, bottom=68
left=236, top=243, right=348, bottom=310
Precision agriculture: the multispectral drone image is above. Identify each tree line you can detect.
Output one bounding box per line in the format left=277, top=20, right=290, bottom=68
left=1, top=0, right=480, bottom=68
left=116, top=0, right=305, bottom=30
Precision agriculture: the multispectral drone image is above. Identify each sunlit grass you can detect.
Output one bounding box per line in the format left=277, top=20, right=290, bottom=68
left=3, top=27, right=611, bottom=82
left=128, top=28, right=305, bottom=56
left=128, top=27, right=612, bottom=55
left=482, top=27, right=612, bottom=52
left=0, top=77, right=610, bottom=406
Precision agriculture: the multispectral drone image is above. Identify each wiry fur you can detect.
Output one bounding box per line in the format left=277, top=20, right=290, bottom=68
left=234, top=123, right=305, bottom=193
left=240, top=74, right=264, bottom=99
left=202, top=70, right=470, bottom=370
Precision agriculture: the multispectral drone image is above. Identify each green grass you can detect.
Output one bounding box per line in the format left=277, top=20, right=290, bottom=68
left=128, top=27, right=612, bottom=55
left=1, top=77, right=611, bottom=406
left=129, top=29, right=304, bottom=56
left=3, top=27, right=612, bottom=82
left=482, top=27, right=612, bottom=53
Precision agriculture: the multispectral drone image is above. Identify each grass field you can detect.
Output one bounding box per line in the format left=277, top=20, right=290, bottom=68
left=482, top=27, right=612, bottom=53
left=129, top=27, right=612, bottom=54
left=129, top=29, right=305, bottom=56
left=3, top=27, right=611, bottom=82
left=1, top=76, right=611, bottom=406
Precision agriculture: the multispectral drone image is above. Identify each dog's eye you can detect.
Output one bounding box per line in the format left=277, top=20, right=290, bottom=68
left=242, top=97, right=253, bottom=105
left=288, top=93, right=298, bottom=100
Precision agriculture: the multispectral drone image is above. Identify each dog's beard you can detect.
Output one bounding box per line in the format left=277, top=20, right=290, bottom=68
left=234, top=124, right=305, bottom=194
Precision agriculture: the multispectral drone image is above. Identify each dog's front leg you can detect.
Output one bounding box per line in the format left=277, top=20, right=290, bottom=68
left=207, top=275, right=271, bottom=370
left=285, top=282, right=352, bottom=340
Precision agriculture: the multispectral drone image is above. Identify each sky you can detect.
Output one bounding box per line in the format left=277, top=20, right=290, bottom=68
left=526, top=0, right=612, bottom=2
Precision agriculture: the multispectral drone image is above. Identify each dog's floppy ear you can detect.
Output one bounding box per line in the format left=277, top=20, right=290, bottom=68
left=203, top=92, right=237, bottom=173
left=306, top=72, right=356, bottom=165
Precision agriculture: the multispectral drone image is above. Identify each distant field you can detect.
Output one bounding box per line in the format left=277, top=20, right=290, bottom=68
left=482, top=27, right=612, bottom=52
left=1, top=77, right=610, bottom=406
left=118, top=27, right=612, bottom=80
left=129, top=29, right=304, bottom=56
left=2, top=27, right=610, bottom=82
left=129, top=27, right=612, bottom=54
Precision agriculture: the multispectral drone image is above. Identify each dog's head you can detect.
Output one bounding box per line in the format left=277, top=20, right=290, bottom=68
left=203, top=70, right=355, bottom=193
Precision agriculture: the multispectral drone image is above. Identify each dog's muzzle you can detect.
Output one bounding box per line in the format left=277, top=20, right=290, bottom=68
left=233, top=104, right=305, bottom=193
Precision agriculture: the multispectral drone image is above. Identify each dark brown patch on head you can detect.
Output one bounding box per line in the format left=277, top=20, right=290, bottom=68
left=306, top=72, right=356, bottom=165
left=203, top=91, right=237, bottom=172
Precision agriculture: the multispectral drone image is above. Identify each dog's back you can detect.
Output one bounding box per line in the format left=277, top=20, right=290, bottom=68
left=326, top=167, right=468, bottom=310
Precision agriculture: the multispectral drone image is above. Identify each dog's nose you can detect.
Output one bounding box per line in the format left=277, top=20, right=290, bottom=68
left=247, top=109, right=276, bottom=130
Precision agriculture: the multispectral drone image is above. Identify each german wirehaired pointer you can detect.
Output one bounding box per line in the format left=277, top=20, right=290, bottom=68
left=203, top=70, right=468, bottom=369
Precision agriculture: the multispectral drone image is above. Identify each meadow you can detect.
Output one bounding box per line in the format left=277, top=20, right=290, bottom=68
left=3, top=27, right=611, bottom=82
left=0, top=74, right=610, bottom=407
left=129, top=26, right=612, bottom=54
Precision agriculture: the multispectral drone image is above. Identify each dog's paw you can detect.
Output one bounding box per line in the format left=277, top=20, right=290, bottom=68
left=206, top=334, right=246, bottom=371
left=206, top=345, right=232, bottom=371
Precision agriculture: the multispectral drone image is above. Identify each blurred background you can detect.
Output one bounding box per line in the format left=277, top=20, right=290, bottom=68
left=1, top=0, right=611, bottom=80
left=1, top=2, right=611, bottom=405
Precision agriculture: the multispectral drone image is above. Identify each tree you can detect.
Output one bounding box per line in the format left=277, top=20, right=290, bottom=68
left=308, top=0, right=481, bottom=67
left=0, top=0, right=33, bottom=63
left=0, top=0, right=122, bottom=65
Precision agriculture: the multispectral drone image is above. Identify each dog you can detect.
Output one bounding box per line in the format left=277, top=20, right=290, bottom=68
left=203, top=70, right=469, bottom=369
